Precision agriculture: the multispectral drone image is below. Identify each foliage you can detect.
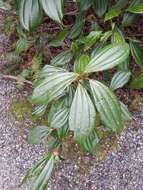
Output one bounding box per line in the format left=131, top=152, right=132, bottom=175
left=2, top=0, right=143, bottom=189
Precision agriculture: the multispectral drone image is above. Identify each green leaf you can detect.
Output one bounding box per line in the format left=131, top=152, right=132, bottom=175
left=69, top=83, right=96, bottom=137
left=57, top=124, right=69, bottom=139
left=29, top=154, right=56, bottom=190
left=77, top=128, right=99, bottom=153
left=130, top=73, right=143, bottom=89
left=28, top=126, right=50, bottom=144
left=110, top=71, right=131, bottom=90
left=41, top=0, right=64, bottom=24
left=51, top=50, right=73, bottom=67
left=104, top=0, right=128, bottom=22
left=100, top=31, right=112, bottom=43
left=15, top=38, right=31, bottom=54
left=123, top=0, right=143, bottom=25
left=120, top=101, right=131, bottom=122
left=69, top=11, right=85, bottom=39
left=90, top=80, right=123, bottom=132
left=48, top=98, right=65, bottom=121
left=105, top=8, right=121, bottom=21
left=118, top=56, right=130, bottom=72
left=113, top=0, right=128, bottom=9
left=50, top=108, right=69, bottom=129
left=122, top=13, right=137, bottom=27
left=112, top=27, right=125, bottom=43
left=66, top=85, right=77, bottom=107
left=74, top=54, right=90, bottom=74
left=19, top=0, right=43, bottom=31
left=40, top=65, right=66, bottom=79
left=94, top=0, right=108, bottom=17
left=48, top=29, right=69, bottom=47
left=130, top=40, right=143, bottom=66
left=80, top=0, right=93, bottom=11
left=78, top=31, right=102, bottom=49
left=32, top=71, right=78, bottom=104
left=48, top=98, right=69, bottom=138
left=128, top=3, right=143, bottom=14
left=85, top=43, right=129, bottom=73
left=33, top=104, right=47, bottom=116
left=20, top=155, right=49, bottom=186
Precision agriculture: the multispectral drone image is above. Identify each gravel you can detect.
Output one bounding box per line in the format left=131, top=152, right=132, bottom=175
left=1, top=10, right=143, bottom=190
left=0, top=80, right=46, bottom=190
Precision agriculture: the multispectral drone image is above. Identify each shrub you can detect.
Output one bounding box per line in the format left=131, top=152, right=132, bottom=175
left=1, top=0, right=143, bottom=189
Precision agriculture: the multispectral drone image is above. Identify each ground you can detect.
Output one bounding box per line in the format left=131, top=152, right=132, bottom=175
left=1, top=10, right=143, bottom=190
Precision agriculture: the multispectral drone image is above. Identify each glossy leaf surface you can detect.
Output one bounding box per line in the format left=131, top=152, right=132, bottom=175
left=51, top=51, right=73, bottom=67
left=69, top=83, right=96, bottom=137
left=94, top=0, right=108, bottom=17
left=28, top=126, right=50, bottom=144
left=41, top=0, right=63, bottom=23
left=130, top=40, right=143, bottom=66
left=90, top=80, right=123, bottom=132
left=130, top=73, right=143, bottom=89
left=32, top=72, right=78, bottom=104
left=74, top=54, right=90, bottom=74
left=110, top=71, right=131, bottom=90
left=19, top=0, right=43, bottom=30
left=85, top=43, right=129, bottom=73
left=120, top=102, right=131, bottom=122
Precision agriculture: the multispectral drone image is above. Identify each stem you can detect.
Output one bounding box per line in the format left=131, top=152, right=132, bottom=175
left=1, top=75, right=33, bottom=86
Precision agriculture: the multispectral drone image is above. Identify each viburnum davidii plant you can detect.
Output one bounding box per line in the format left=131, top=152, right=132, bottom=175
left=1, top=0, right=143, bottom=189
left=22, top=42, right=131, bottom=190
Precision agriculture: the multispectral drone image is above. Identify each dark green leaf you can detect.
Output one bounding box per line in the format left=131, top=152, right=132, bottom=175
left=122, top=13, right=137, bottom=27
left=29, top=154, right=56, bottom=190
left=28, top=126, right=50, bottom=144
left=130, top=40, right=143, bottom=66
left=48, top=99, right=65, bottom=123
left=32, top=71, right=78, bottom=104
left=90, top=80, right=123, bottom=132
left=130, top=73, right=143, bottom=89
left=50, top=108, right=69, bottom=129
left=70, top=42, right=81, bottom=56
left=19, top=0, right=43, bottom=31
left=69, top=83, right=96, bottom=137
left=77, top=128, right=99, bottom=153
left=69, top=11, right=85, bottom=39
left=40, top=65, right=66, bottom=79
left=48, top=29, right=69, bottom=47
left=118, top=56, right=130, bottom=72
left=120, top=101, right=131, bottom=122
left=112, top=27, right=125, bottom=43
left=74, top=54, right=90, bottom=74
left=51, top=50, right=73, bottom=66
left=94, top=0, right=108, bottom=17
left=100, top=31, right=112, bottom=43
left=33, top=104, right=47, bottom=116
left=57, top=124, right=69, bottom=139
left=80, top=0, right=93, bottom=11
left=113, top=0, right=128, bottom=9
left=128, top=3, right=143, bottom=14
left=41, top=0, right=64, bottom=23
left=78, top=31, right=102, bottom=49
left=105, top=8, right=121, bottom=21
left=85, top=43, right=129, bottom=73
left=110, top=71, right=131, bottom=90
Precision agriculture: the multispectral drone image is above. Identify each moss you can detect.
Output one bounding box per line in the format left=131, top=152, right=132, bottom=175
left=10, top=99, right=48, bottom=127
